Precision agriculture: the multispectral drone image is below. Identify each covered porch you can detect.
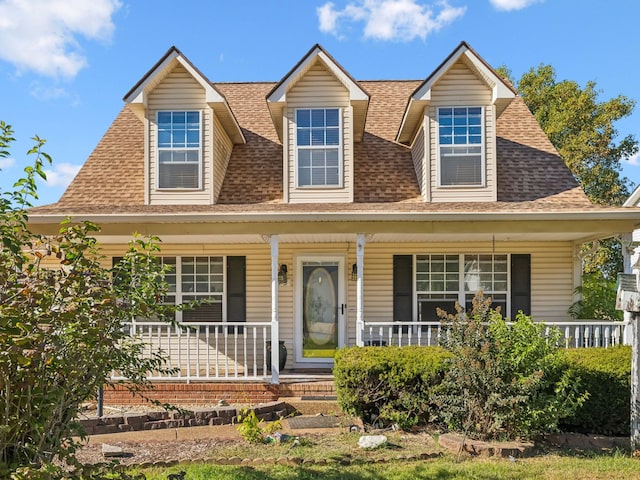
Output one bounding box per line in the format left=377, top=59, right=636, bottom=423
left=103, top=218, right=635, bottom=385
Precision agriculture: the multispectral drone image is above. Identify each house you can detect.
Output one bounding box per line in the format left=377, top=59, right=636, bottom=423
left=28, top=42, right=640, bottom=402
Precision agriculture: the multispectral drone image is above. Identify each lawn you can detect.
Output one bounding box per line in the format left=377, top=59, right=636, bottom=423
left=132, top=453, right=640, bottom=480
left=118, top=430, right=640, bottom=480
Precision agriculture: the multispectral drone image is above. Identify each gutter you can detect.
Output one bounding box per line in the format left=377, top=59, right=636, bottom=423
left=26, top=209, right=640, bottom=225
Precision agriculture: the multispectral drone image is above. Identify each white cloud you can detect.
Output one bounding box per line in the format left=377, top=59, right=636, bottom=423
left=317, top=0, right=466, bottom=41
left=43, top=162, right=81, bottom=188
left=489, top=0, right=542, bottom=11
left=0, top=157, right=15, bottom=169
left=29, top=82, right=70, bottom=101
left=625, top=151, right=640, bottom=166
left=0, top=0, right=122, bottom=78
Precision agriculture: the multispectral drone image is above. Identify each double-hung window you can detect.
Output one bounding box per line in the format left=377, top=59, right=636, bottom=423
left=157, top=111, right=201, bottom=189
left=296, top=108, right=341, bottom=187
left=416, top=254, right=508, bottom=321
left=158, top=257, right=223, bottom=322
left=438, top=107, right=483, bottom=186
left=161, top=256, right=246, bottom=326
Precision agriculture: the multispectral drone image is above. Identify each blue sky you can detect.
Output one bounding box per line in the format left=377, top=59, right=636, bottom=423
left=1, top=0, right=639, bottom=206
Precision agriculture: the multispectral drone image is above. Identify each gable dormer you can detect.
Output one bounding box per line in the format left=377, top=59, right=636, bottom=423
left=267, top=45, right=369, bottom=204
left=123, top=47, right=245, bottom=205
left=397, top=42, right=516, bottom=203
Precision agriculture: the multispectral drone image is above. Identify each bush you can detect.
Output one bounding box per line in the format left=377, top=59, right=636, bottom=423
left=0, top=123, right=178, bottom=478
left=560, top=346, right=631, bottom=436
left=334, top=345, right=452, bottom=429
left=434, top=293, right=586, bottom=441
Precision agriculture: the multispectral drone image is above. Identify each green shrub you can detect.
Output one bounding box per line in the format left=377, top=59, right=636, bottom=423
left=434, top=293, right=586, bottom=441
left=560, top=346, right=631, bottom=436
left=334, top=345, right=452, bottom=429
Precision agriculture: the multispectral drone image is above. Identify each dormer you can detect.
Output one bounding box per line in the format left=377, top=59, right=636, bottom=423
left=397, top=42, right=516, bottom=203
left=267, top=45, right=369, bottom=204
left=123, top=47, right=245, bottom=205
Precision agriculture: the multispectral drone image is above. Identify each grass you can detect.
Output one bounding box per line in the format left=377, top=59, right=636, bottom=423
left=210, top=431, right=437, bottom=463
left=122, top=430, right=640, bottom=480
left=133, top=452, right=640, bottom=480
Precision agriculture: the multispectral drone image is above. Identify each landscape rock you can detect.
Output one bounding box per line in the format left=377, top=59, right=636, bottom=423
left=101, top=443, right=126, bottom=458
left=358, top=434, right=388, bottom=449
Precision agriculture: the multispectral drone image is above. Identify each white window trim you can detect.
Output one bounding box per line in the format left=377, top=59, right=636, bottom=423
left=436, top=106, right=486, bottom=189
left=413, top=253, right=511, bottom=320
left=294, top=107, right=344, bottom=189
left=163, top=256, right=227, bottom=324
left=156, top=110, right=203, bottom=191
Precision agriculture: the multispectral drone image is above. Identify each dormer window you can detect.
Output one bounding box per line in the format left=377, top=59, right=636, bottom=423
left=157, top=111, right=202, bottom=189
left=438, top=107, right=484, bottom=187
left=296, top=108, right=342, bottom=187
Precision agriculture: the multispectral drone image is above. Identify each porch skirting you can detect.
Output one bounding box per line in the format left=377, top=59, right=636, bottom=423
left=103, top=380, right=336, bottom=406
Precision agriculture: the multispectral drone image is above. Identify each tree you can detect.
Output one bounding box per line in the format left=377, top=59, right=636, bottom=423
left=0, top=122, right=177, bottom=478
left=516, top=64, right=636, bottom=207
left=497, top=65, right=638, bottom=318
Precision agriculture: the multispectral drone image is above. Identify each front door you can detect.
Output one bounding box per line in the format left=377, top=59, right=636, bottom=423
left=295, top=256, right=346, bottom=366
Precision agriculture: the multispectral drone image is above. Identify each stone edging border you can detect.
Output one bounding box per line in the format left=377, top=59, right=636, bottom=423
left=81, top=401, right=294, bottom=436
left=93, top=452, right=444, bottom=469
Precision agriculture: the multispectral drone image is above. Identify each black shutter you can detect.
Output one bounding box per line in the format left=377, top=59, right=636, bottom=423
left=393, top=255, right=413, bottom=324
left=511, top=254, right=531, bottom=317
left=227, top=256, right=246, bottom=333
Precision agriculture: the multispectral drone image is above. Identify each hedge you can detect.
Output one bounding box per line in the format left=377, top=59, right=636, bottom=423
left=333, top=346, right=453, bottom=429
left=335, top=345, right=632, bottom=436
left=560, top=346, right=631, bottom=436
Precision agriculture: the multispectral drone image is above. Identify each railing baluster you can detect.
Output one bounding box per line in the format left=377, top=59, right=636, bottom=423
left=214, top=326, right=219, bottom=378
left=224, top=328, right=229, bottom=378
left=252, top=327, right=257, bottom=377
left=195, top=325, right=200, bottom=379
left=262, top=326, right=268, bottom=376
left=243, top=327, right=248, bottom=378
left=205, top=325, right=210, bottom=379
left=234, top=327, right=239, bottom=378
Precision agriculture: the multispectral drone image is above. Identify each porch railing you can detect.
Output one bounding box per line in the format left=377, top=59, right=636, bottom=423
left=111, top=321, right=272, bottom=382
left=113, top=319, right=632, bottom=383
left=361, top=319, right=633, bottom=349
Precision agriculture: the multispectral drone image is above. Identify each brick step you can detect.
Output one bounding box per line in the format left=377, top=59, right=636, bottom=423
left=102, top=380, right=336, bottom=406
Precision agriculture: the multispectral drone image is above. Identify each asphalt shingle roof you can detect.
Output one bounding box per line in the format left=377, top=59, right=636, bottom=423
left=31, top=78, right=600, bottom=216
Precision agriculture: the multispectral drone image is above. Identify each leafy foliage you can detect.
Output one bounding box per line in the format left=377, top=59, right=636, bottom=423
left=434, top=293, right=586, bottom=441
left=236, top=408, right=283, bottom=444
left=499, top=64, right=638, bottom=315
left=569, top=271, right=623, bottom=321
left=516, top=64, right=636, bottom=207
left=0, top=123, right=177, bottom=478
left=334, top=346, right=452, bottom=429
left=561, top=346, right=631, bottom=436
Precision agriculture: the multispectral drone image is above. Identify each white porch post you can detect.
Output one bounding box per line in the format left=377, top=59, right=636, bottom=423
left=270, top=235, right=280, bottom=384
left=632, top=313, right=640, bottom=450
left=356, top=233, right=365, bottom=347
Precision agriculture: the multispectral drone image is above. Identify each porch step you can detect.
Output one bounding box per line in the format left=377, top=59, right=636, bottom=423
left=276, top=379, right=336, bottom=399
left=280, top=396, right=343, bottom=416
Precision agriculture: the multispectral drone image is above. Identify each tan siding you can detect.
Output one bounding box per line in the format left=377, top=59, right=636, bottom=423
left=286, top=61, right=352, bottom=204
left=148, top=64, right=212, bottom=205
left=362, top=241, right=575, bottom=325
left=213, top=113, right=233, bottom=203
left=430, top=60, right=492, bottom=105
left=410, top=120, right=426, bottom=200
left=428, top=59, right=497, bottom=203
